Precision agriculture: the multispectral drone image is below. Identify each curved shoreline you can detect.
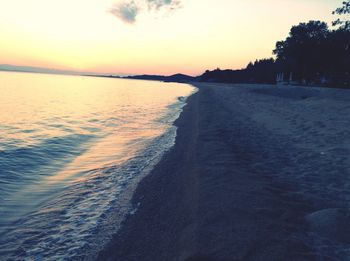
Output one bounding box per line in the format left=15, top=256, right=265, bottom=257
left=97, top=83, right=350, bottom=260
left=97, top=84, right=200, bottom=260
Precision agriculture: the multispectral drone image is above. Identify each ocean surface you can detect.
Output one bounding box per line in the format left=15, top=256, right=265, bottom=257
left=0, top=71, right=195, bottom=260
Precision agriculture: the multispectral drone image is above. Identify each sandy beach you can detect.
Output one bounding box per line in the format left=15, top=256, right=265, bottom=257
left=98, top=83, right=350, bottom=261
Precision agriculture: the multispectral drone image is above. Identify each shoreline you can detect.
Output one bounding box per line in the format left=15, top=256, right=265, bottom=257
left=97, top=85, right=200, bottom=260
left=97, top=83, right=350, bottom=260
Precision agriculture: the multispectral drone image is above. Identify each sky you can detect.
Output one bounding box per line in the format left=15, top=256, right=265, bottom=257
left=0, top=0, right=341, bottom=76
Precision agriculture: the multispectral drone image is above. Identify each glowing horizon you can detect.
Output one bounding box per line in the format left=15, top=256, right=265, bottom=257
left=0, top=0, right=340, bottom=76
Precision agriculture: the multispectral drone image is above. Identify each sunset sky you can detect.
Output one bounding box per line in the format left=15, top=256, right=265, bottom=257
left=0, top=0, right=340, bottom=76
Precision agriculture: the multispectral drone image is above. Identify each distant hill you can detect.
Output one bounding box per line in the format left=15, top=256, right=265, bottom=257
left=124, top=73, right=196, bottom=83
left=0, top=64, right=97, bottom=76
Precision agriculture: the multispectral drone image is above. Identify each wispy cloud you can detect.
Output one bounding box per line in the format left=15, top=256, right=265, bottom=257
left=110, top=1, right=139, bottom=24
left=146, top=0, right=181, bottom=10
left=109, top=0, right=181, bottom=24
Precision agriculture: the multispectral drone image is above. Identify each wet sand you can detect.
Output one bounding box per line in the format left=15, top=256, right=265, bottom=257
left=97, top=83, right=350, bottom=261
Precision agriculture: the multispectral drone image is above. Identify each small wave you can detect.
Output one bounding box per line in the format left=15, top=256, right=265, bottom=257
left=0, top=134, right=96, bottom=194
left=0, top=121, right=181, bottom=260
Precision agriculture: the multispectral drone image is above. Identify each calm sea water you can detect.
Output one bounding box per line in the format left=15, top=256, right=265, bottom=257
left=0, top=71, right=195, bottom=260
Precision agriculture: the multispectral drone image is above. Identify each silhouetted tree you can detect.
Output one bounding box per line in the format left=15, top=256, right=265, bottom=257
left=273, top=19, right=350, bottom=87
left=273, top=21, right=330, bottom=83
left=198, top=5, right=349, bottom=88
left=326, top=29, right=350, bottom=86
left=333, top=0, right=350, bottom=30
left=198, top=58, right=276, bottom=84
left=245, top=58, right=276, bottom=83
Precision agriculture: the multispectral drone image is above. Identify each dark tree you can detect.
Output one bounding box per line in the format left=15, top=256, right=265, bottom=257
left=273, top=21, right=329, bottom=83
left=245, top=58, right=276, bottom=84
left=197, top=4, right=350, bottom=88
left=198, top=58, right=277, bottom=84
left=325, top=29, right=350, bottom=86
left=333, top=0, right=350, bottom=30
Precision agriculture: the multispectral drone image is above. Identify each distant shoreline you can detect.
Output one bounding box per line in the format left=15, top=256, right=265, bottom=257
left=2, top=68, right=348, bottom=89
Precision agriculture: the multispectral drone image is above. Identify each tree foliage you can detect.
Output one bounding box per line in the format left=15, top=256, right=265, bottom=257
left=332, top=0, right=350, bottom=30
left=198, top=2, right=350, bottom=88
left=198, top=58, right=276, bottom=84
left=273, top=20, right=350, bottom=87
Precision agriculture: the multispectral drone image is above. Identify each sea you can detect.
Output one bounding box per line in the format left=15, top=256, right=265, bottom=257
left=0, top=71, right=195, bottom=260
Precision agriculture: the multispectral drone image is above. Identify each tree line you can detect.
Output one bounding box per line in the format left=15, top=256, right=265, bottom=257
left=198, top=1, right=350, bottom=88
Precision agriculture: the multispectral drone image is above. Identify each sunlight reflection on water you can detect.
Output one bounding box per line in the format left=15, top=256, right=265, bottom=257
left=0, top=71, right=195, bottom=260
